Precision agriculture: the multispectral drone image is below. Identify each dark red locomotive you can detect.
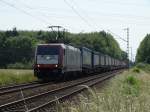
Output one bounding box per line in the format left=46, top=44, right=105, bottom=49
left=34, top=43, right=82, bottom=80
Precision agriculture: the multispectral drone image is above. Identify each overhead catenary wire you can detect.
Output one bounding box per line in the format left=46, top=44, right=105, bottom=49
left=88, top=0, right=149, bottom=9
left=64, top=0, right=129, bottom=55
left=5, top=0, right=149, bottom=31
left=66, top=0, right=129, bottom=51
left=0, top=0, right=61, bottom=36
left=68, top=0, right=101, bottom=30
left=1, top=0, right=149, bottom=26
left=13, top=0, right=79, bottom=32
left=1, top=0, right=126, bottom=40
left=107, top=29, right=130, bottom=61
left=1, top=0, right=131, bottom=54
left=107, top=30, right=127, bottom=42
left=64, top=0, right=129, bottom=45
left=63, top=0, right=96, bottom=30
left=0, top=0, right=51, bottom=25
left=66, top=1, right=128, bottom=52
left=64, top=0, right=148, bottom=31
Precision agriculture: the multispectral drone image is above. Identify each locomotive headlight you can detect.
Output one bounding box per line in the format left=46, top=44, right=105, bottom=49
left=37, top=64, right=40, bottom=67
left=55, top=65, right=58, bottom=67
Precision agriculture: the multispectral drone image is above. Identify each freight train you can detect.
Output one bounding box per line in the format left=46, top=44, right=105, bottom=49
left=34, top=43, right=127, bottom=81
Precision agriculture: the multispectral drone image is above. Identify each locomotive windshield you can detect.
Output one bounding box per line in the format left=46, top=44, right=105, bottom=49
left=37, top=46, right=59, bottom=55
left=36, top=46, right=59, bottom=64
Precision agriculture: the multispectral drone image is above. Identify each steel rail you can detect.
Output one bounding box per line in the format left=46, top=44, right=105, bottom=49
left=0, top=82, right=52, bottom=96
left=0, top=70, right=122, bottom=112
left=28, top=70, right=122, bottom=112
left=0, top=81, right=38, bottom=91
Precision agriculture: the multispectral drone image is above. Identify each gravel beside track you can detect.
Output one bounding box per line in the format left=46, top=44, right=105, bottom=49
left=0, top=70, right=123, bottom=112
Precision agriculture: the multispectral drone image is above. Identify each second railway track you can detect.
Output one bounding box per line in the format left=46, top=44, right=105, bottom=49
left=0, top=81, right=51, bottom=95
left=0, top=70, right=123, bottom=112
left=0, top=81, right=54, bottom=106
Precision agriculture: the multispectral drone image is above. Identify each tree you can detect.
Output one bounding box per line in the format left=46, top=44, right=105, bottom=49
left=68, top=31, right=124, bottom=59
left=0, top=32, right=6, bottom=48
left=5, top=36, right=35, bottom=63
left=136, top=34, right=150, bottom=63
left=0, top=29, right=127, bottom=68
left=5, top=27, right=19, bottom=37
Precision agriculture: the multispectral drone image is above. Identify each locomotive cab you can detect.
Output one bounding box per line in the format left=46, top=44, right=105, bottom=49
left=34, top=44, right=64, bottom=80
left=36, top=45, right=60, bottom=67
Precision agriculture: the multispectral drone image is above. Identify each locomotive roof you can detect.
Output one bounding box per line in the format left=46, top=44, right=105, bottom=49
left=37, top=43, right=80, bottom=51
left=37, top=43, right=65, bottom=48
left=38, top=43, right=65, bottom=46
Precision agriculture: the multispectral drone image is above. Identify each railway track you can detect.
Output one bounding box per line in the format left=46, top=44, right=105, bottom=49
left=0, top=81, right=42, bottom=95
left=0, top=81, right=54, bottom=106
left=0, top=81, right=52, bottom=96
left=0, top=70, right=123, bottom=112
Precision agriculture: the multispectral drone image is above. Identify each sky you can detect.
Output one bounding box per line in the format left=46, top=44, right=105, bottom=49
left=0, top=0, right=150, bottom=61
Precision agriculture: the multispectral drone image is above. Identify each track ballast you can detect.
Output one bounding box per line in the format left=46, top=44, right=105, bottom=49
left=0, top=70, right=123, bottom=112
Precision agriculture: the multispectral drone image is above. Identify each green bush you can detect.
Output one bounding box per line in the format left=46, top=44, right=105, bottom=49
left=7, top=62, right=33, bottom=69
left=123, top=75, right=140, bottom=96
left=136, top=63, right=150, bottom=72
left=136, top=63, right=146, bottom=69
left=132, top=67, right=140, bottom=73
left=125, top=76, right=138, bottom=85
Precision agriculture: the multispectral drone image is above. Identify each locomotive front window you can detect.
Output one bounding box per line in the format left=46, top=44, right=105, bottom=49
left=37, top=46, right=59, bottom=55
left=36, top=46, right=60, bottom=64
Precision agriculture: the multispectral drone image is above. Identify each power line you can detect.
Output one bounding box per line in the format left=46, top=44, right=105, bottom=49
left=64, top=0, right=130, bottom=56
left=15, top=0, right=34, bottom=10
left=67, top=0, right=150, bottom=25
left=107, top=30, right=127, bottom=42
left=0, top=0, right=65, bottom=40
left=63, top=0, right=95, bottom=30
left=68, top=0, right=101, bottom=30
left=10, top=0, right=79, bottom=32
left=89, top=0, right=149, bottom=9
left=0, top=0, right=51, bottom=25
left=0, top=0, right=63, bottom=36
left=0, top=0, right=132, bottom=55
left=14, top=1, right=150, bottom=22
left=16, top=4, right=150, bottom=22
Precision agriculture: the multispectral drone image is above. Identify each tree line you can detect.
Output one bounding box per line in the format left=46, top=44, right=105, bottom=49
left=0, top=28, right=127, bottom=69
left=136, top=34, right=150, bottom=64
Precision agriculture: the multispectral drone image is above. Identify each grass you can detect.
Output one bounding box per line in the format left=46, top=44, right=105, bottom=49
left=57, top=65, right=150, bottom=112
left=0, top=69, right=36, bottom=86
left=7, top=62, right=33, bottom=69
left=132, top=67, right=140, bottom=73
left=136, top=63, right=150, bottom=72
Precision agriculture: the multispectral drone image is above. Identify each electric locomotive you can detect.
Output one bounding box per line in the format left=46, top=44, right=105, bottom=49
left=34, top=43, right=82, bottom=80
